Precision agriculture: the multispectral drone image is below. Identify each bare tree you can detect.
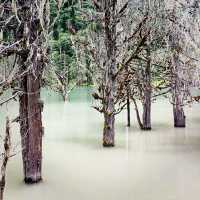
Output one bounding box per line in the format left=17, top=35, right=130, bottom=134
left=0, top=0, right=64, bottom=183
left=166, top=0, right=200, bottom=127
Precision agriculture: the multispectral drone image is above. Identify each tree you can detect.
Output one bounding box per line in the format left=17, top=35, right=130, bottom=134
left=16, top=0, right=50, bottom=183
left=0, top=0, right=60, bottom=183
left=88, top=0, right=153, bottom=143
left=98, top=0, right=118, bottom=147
left=87, top=0, right=122, bottom=146
left=166, top=0, right=200, bottom=127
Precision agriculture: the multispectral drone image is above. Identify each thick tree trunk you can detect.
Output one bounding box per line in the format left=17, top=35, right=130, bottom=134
left=173, top=103, right=185, bottom=127
left=18, top=37, right=43, bottom=185
left=142, top=97, right=151, bottom=130
left=103, top=112, right=115, bottom=147
left=142, top=47, right=151, bottom=130
left=169, top=29, right=186, bottom=128
left=16, top=0, right=48, bottom=183
left=102, top=0, right=117, bottom=147
left=103, top=64, right=116, bottom=147
left=172, top=65, right=186, bottom=127
left=19, top=71, right=43, bottom=184
left=172, top=54, right=186, bottom=128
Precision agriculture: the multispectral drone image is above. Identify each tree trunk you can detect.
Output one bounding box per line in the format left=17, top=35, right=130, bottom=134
left=60, top=85, right=67, bottom=102
left=168, top=28, right=186, bottom=128
left=103, top=65, right=116, bottom=147
left=16, top=0, right=49, bottom=183
left=102, top=0, right=117, bottom=147
left=172, top=59, right=185, bottom=127
left=172, top=53, right=186, bottom=128
left=127, top=96, right=131, bottom=127
left=19, top=71, right=43, bottom=184
left=142, top=97, right=151, bottom=130
left=173, top=103, right=185, bottom=127
left=142, top=46, right=151, bottom=130
left=132, top=98, right=144, bottom=130
left=103, top=112, right=115, bottom=147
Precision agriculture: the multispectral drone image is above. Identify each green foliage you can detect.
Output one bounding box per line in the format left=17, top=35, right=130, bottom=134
left=50, top=32, right=76, bottom=81
left=48, top=0, right=91, bottom=86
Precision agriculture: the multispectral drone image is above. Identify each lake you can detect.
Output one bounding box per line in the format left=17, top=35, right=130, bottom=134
left=1, top=87, right=200, bottom=200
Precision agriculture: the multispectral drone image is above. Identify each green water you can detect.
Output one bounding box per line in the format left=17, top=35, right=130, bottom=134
left=41, top=86, right=93, bottom=103
left=1, top=87, right=200, bottom=200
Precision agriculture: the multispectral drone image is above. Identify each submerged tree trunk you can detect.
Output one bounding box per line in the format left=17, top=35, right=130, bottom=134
left=127, top=94, right=131, bottom=127
left=102, top=0, right=117, bottom=147
left=173, top=103, right=185, bottom=127
left=103, top=67, right=116, bottom=147
left=172, top=55, right=186, bottom=128
left=19, top=67, right=43, bottom=184
left=132, top=98, right=144, bottom=130
left=169, top=27, right=186, bottom=128
left=103, top=112, right=115, bottom=147
left=16, top=0, right=48, bottom=183
left=142, top=47, right=151, bottom=130
left=60, top=85, right=67, bottom=102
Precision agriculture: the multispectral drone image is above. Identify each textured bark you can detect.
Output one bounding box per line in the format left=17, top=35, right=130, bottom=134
left=16, top=0, right=48, bottom=183
left=172, top=55, right=186, bottom=128
left=142, top=47, right=151, bottom=130
left=103, top=112, right=115, bottom=147
left=169, top=28, right=186, bottom=128
left=173, top=103, right=185, bottom=127
left=142, top=96, right=151, bottom=130
left=103, top=71, right=116, bottom=147
left=0, top=118, right=11, bottom=200
left=19, top=71, right=43, bottom=184
left=102, top=0, right=117, bottom=147
left=19, top=61, right=43, bottom=183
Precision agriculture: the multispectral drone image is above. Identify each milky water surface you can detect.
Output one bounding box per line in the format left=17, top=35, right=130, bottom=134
left=1, top=87, right=200, bottom=200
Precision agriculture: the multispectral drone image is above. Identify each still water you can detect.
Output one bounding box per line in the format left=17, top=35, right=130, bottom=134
left=1, top=87, right=200, bottom=200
